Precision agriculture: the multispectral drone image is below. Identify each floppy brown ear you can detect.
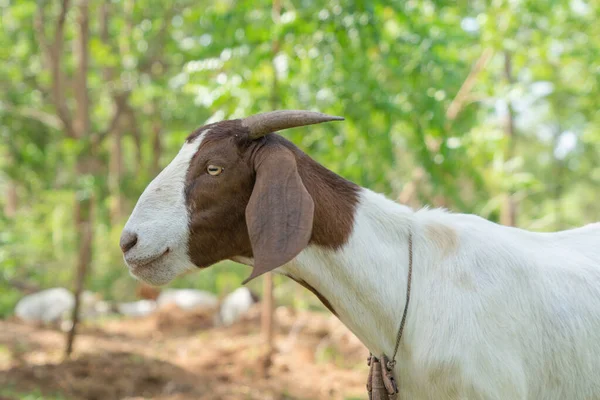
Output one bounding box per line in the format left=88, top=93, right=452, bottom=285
left=242, top=146, right=314, bottom=284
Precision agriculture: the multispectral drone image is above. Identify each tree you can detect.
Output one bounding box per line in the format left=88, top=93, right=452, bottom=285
left=1, top=0, right=599, bottom=353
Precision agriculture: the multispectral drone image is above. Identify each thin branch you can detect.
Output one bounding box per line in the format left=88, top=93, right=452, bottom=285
left=34, top=0, right=51, bottom=55
left=95, top=2, right=129, bottom=146
left=0, top=102, right=64, bottom=130
left=53, top=0, right=73, bottom=135
left=73, top=0, right=90, bottom=139
left=54, top=0, right=70, bottom=50
left=503, top=52, right=516, bottom=139
left=119, top=0, right=134, bottom=56
left=150, top=107, right=162, bottom=174
left=129, top=105, right=144, bottom=170
left=100, top=1, right=116, bottom=81
left=96, top=94, right=128, bottom=144
left=6, top=278, right=41, bottom=294
left=35, top=0, right=75, bottom=137
left=500, top=51, right=517, bottom=227
left=446, top=48, right=493, bottom=123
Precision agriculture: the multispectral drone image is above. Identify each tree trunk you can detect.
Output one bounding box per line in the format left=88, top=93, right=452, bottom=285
left=4, top=180, right=18, bottom=217
left=65, top=0, right=92, bottom=357
left=109, top=126, right=124, bottom=223
left=101, top=1, right=124, bottom=224
left=500, top=52, right=517, bottom=227
left=261, top=274, right=275, bottom=373
left=72, top=0, right=90, bottom=139
left=151, top=108, right=162, bottom=175
left=65, top=191, right=93, bottom=356
left=553, top=124, right=564, bottom=230
left=36, top=0, right=94, bottom=358
left=259, top=0, right=282, bottom=376
left=130, top=109, right=144, bottom=172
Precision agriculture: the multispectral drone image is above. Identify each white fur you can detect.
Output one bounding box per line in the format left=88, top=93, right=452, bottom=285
left=280, top=188, right=600, bottom=399
left=122, top=131, right=208, bottom=285
left=231, top=256, right=254, bottom=266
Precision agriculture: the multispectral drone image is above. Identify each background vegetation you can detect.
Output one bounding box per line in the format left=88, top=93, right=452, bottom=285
left=1, top=0, right=599, bottom=317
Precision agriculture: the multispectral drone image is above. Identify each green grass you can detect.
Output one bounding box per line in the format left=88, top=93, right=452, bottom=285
left=0, top=386, right=68, bottom=400
left=0, top=285, right=22, bottom=318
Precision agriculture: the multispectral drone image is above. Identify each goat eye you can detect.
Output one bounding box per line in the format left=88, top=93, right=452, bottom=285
left=207, top=165, right=224, bottom=176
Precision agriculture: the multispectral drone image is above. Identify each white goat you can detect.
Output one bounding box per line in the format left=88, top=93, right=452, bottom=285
left=121, top=110, right=600, bottom=399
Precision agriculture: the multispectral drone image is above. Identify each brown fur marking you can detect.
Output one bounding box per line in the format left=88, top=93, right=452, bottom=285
left=425, top=223, right=459, bottom=258
left=285, top=274, right=338, bottom=317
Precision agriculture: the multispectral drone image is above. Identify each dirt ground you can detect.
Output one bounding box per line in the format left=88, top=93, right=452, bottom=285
left=0, top=304, right=369, bottom=400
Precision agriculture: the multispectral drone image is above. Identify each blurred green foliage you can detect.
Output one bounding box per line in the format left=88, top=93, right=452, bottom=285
left=0, top=386, right=67, bottom=400
left=1, top=0, right=599, bottom=315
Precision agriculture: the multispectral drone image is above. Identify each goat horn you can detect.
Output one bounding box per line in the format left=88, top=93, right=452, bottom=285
left=242, top=110, right=344, bottom=139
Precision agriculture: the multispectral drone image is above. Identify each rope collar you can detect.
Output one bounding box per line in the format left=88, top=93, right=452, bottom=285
left=367, top=230, right=413, bottom=399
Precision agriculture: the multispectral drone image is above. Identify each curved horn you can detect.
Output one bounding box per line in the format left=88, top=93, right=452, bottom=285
left=242, top=110, right=344, bottom=139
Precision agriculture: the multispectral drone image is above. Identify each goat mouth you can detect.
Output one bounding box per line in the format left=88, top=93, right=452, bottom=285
left=128, top=248, right=170, bottom=270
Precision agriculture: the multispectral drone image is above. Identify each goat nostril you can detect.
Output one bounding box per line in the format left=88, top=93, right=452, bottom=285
left=120, top=231, right=138, bottom=254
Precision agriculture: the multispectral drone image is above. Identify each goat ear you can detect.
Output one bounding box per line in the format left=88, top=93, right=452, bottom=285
left=242, top=146, right=314, bottom=284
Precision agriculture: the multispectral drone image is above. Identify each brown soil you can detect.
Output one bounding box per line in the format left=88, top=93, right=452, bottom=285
left=0, top=304, right=368, bottom=400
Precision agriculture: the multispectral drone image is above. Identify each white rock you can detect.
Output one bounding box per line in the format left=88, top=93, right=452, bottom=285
left=93, top=300, right=113, bottom=315
left=156, top=289, right=218, bottom=310
left=80, top=298, right=114, bottom=319
left=14, top=288, right=74, bottom=323
left=116, top=300, right=157, bottom=317
left=219, top=287, right=258, bottom=326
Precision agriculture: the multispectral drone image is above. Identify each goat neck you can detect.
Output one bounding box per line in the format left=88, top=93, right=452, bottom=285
left=279, top=144, right=415, bottom=366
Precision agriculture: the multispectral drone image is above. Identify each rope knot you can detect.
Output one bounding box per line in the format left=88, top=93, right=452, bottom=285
left=386, top=359, right=396, bottom=370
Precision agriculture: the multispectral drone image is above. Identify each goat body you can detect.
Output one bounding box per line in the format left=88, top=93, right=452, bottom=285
left=283, top=189, right=600, bottom=399
left=121, top=111, right=600, bottom=399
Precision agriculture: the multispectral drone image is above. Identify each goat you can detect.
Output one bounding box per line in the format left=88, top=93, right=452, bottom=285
left=121, top=110, right=600, bottom=399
